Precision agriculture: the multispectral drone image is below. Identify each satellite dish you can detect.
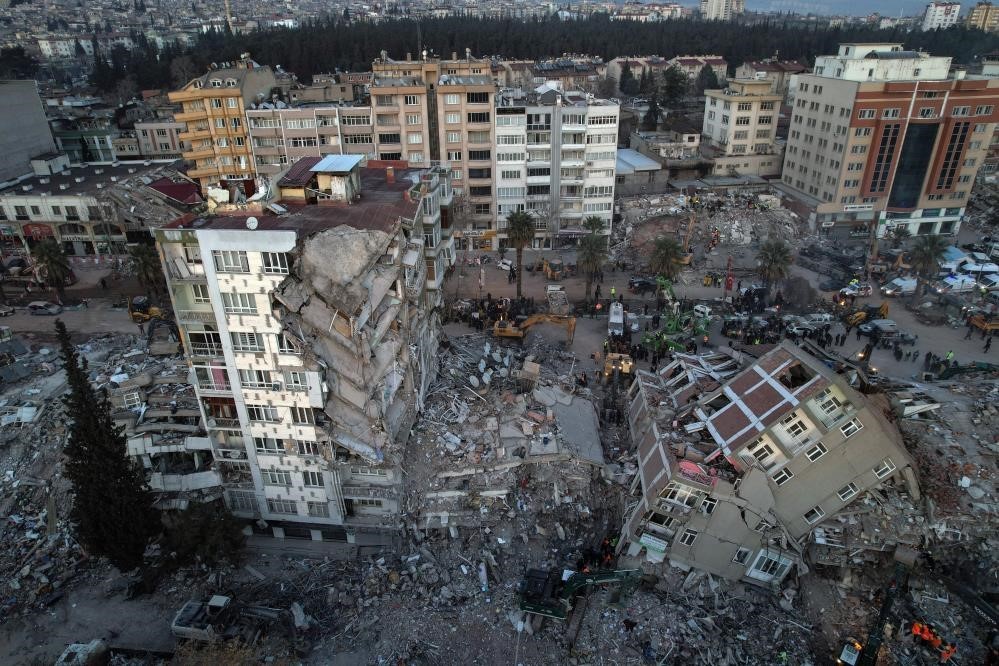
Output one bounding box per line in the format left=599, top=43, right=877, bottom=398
left=246, top=216, right=258, bottom=230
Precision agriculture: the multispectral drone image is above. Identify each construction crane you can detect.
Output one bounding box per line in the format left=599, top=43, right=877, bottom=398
left=519, top=568, right=644, bottom=620
left=493, top=314, right=576, bottom=345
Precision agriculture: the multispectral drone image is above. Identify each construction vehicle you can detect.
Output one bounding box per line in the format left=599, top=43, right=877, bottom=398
left=172, top=594, right=291, bottom=645
left=519, top=568, right=644, bottom=620
left=546, top=284, right=570, bottom=315
left=602, top=353, right=634, bottom=383
left=845, top=302, right=888, bottom=327
left=677, top=212, right=696, bottom=265
left=543, top=256, right=565, bottom=280
left=493, top=314, right=577, bottom=345
left=128, top=296, right=167, bottom=323
left=969, top=314, right=999, bottom=334
left=839, top=546, right=920, bottom=665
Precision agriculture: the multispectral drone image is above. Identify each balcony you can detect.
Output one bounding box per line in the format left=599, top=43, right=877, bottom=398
left=404, top=259, right=427, bottom=298
left=175, top=109, right=207, bottom=123
left=196, top=379, right=232, bottom=396
left=187, top=166, right=222, bottom=180
left=167, top=261, right=207, bottom=284
left=184, top=146, right=216, bottom=160
left=149, top=470, right=222, bottom=492
left=188, top=343, right=223, bottom=360
left=181, top=128, right=212, bottom=141
left=207, top=416, right=241, bottom=430
left=562, top=123, right=586, bottom=132
left=177, top=309, right=217, bottom=324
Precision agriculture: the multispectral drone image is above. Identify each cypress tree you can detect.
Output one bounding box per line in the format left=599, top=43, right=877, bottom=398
left=56, top=320, right=157, bottom=571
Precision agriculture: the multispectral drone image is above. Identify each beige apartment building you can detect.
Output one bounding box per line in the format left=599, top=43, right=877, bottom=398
left=734, top=59, right=808, bottom=97
left=168, top=56, right=277, bottom=194
left=620, top=343, right=918, bottom=586
left=135, top=121, right=189, bottom=158
left=702, top=79, right=783, bottom=177
left=779, top=43, right=999, bottom=240
left=967, top=1, right=999, bottom=30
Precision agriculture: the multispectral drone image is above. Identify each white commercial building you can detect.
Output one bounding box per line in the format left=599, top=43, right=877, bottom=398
left=922, top=1, right=962, bottom=30
left=699, top=0, right=745, bottom=21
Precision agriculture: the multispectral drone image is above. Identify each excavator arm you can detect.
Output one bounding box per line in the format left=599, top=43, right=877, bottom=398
left=516, top=314, right=576, bottom=345
left=519, top=568, right=643, bottom=620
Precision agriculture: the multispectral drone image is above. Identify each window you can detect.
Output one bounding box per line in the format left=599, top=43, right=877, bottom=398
left=858, top=109, right=876, bottom=119
left=228, top=491, right=256, bottom=512
left=976, top=105, right=994, bottom=116
left=803, top=506, right=825, bottom=524
left=758, top=115, right=773, bottom=125
left=278, top=334, right=299, bottom=354
left=918, top=107, right=935, bottom=118
left=404, top=95, right=419, bottom=106
left=238, top=369, right=272, bottom=389
left=287, top=371, right=307, bottom=390
left=221, top=293, right=256, bottom=315
left=678, top=529, right=698, bottom=546
left=226, top=97, right=238, bottom=109
left=254, top=437, right=281, bottom=453
left=213, top=250, right=249, bottom=273
left=447, top=151, right=462, bottom=162
left=500, top=169, right=521, bottom=179
left=745, top=437, right=777, bottom=469
left=840, top=418, right=864, bottom=438
left=191, top=284, right=210, bottom=303
left=210, top=98, right=223, bottom=109
left=661, top=482, right=701, bottom=508
left=953, top=106, right=970, bottom=117
left=350, top=466, right=388, bottom=477
left=352, top=498, right=383, bottom=508
left=307, top=502, right=329, bottom=518
left=231, top=332, right=263, bottom=352
left=873, top=457, right=896, bottom=479
left=303, top=470, right=323, bottom=487
left=445, top=112, right=460, bottom=124
left=467, top=112, right=490, bottom=123
left=750, top=550, right=791, bottom=580
left=342, top=115, right=370, bottom=126
left=262, top=252, right=289, bottom=274
left=469, top=149, right=491, bottom=161
left=262, top=469, right=291, bottom=486
left=473, top=203, right=490, bottom=215
left=379, top=133, right=401, bottom=144
left=446, top=132, right=461, bottom=143
left=267, top=499, right=297, bottom=514
left=451, top=169, right=462, bottom=181
left=805, top=443, right=827, bottom=462
left=733, top=547, right=752, bottom=564
left=772, top=468, right=794, bottom=486
left=297, top=440, right=320, bottom=456
left=285, top=118, right=317, bottom=129
left=291, top=406, right=314, bottom=425
left=407, top=133, right=423, bottom=144
left=343, top=135, right=372, bottom=145
left=882, top=108, right=900, bottom=119
left=837, top=483, right=859, bottom=501
left=700, top=497, right=717, bottom=514
left=444, top=94, right=459, bottom=105
left=247, top=404, right=279, bottom=422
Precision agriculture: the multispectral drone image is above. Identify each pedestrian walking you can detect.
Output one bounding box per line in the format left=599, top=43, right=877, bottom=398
left=594, top=285, right=601, bottom=300
left=945, top=350, right=954, bottom=362
left=856, top=329, right=862, bottom=341
left=965, top=327, right=973, bottom=340
left=610, top=286, right=616, bottom=300
left=986, top=337, right=993, bottom=353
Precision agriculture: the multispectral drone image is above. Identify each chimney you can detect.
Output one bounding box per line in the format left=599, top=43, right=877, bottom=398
left=386, top=166, right=395, bottom=184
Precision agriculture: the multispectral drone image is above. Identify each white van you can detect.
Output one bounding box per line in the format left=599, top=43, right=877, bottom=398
left=881, top=277, right=918, bottom=297
left=608, top=302, right=625, bottom=336
left=933, top=275, right=979, bottom=294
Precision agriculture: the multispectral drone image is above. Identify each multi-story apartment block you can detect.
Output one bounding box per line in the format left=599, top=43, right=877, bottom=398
left=620, top=343, right=918, bottom=586
left=168, top=56, right=278, bottom=193
left=492, top=87, right=619, bottom=249
left=37, top=34, right=135, bottom=60
left=734, top=60, right=809, bottom=97
left=666, top=55, right=729, bottom=83
left=155, top=160, right=454, bottom=546
left=0, top=80, right=57, bottom=184
left=922, top=1, right=962, bottom=30
left=779, top=43, right=999, bottom=240
left=702, top=79, right=783, bottom=177
left=967, top=1, right=999, bottom=30
left=135, top=121, right=189, bottom=158
left=699, top=0, right=745, bottom=21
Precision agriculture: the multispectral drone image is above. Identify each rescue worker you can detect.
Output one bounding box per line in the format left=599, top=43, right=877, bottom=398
left=911, top=621, right=924, bottom=640
left=610, top=286, right=616, bottom=300
left=930, top=632, right=943, bottom=651
left=939, top=644, right=957, bottom=663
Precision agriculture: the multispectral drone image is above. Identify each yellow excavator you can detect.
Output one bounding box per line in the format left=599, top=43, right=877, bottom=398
left=543, top=257, right=565, bottom=280
left=128, top=296, right=167, bottom=323
left=493, top=314, right=576, bottom=345
left=845, top=302, right=889, bottom=327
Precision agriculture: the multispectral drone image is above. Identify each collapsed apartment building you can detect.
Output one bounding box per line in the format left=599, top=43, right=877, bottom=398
left=154, top=157, right=454, bottom=547
left=620, top=342, right=920, bottom=586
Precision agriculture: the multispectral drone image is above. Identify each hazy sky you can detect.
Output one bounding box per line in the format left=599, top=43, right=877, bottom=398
left=747, top=0, right=928, bottom=16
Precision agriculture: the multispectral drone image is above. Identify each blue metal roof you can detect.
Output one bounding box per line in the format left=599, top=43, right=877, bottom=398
left=310, top=154, right=364, bottom=173
left=941, top=246, right=967, bottom=263
left=616, top=148, right=662, bottom=175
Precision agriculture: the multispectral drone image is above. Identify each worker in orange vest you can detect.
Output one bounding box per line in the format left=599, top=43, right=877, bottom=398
left=919, top=624, right=935, bottom=645
left=930, top=632, right=944, bottom=651
left=939, top=644, right=957, bottom=663
left=911, top=621, right=924, bottom=639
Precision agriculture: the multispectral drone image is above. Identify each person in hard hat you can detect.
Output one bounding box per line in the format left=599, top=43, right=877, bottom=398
left=939, top=644, right=957, bottom=663
left=930, top=632, right=943, bottom=651
left=911, top=621, right=924, bottom=640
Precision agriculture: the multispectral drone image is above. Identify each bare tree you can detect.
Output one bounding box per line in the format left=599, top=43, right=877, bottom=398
left=111, top=75, right=138, bottom=106
left=170, top=55, right=197, bottom=88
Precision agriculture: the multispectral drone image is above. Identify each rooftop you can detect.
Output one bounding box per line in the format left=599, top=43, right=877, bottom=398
left=167, top=167, right=423, bottom=236
left=311, top=154, right=365, bottom=174
left=0, top=160, right=183, bottom=198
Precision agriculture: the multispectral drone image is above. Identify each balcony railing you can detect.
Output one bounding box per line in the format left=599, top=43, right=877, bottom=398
left=196, top=379, right=232, bottom=393
left=177, top=309, right=217, bottom=324
left=207, top=416, right=241, bottom=429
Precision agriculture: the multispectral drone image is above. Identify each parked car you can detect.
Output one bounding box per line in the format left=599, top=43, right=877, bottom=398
left=881, top=277, right=918, bottom=297
left=804, top=312, right=835, bottom=324
left=859, top=319, right=897, bottom=336
left=629, top=278, right=658, bottom=295
left=786, top=321, right=816, bottom=336
left=840, top=282, right=873, bottom=297
left=0, top=305, right=13, bottom=317
left=496, top=259, right=513, bottom=271
left=27, top=301, right=62, bottom=316
left=933, top=275, right=978, bottom=294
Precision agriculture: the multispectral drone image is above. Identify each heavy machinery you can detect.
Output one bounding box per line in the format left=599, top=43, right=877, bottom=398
left=602, top=353, right=634, bottom=383
left=677, top=212, right=696, bottom=265
left=493, top=314, right=577, bottom=345
left=543, top=256, right=565, bottom=281
left=845, top=302, right=888, bottom=327
left=129, top=296, right=166, bottom=323
left=969, top=314, right=999, bottom=334
left=841, top=546, right=920, bottom=665
left=171, top=594, right=287, bottom=644
left=546, top=284, right=570, bottom=315
left=519, top=568, right=644, bottom=620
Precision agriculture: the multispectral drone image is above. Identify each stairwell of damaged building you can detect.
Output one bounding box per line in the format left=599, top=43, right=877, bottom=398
left=619, top=342, right=920, bottom=587
left=155, top=157, right=454, bottom=549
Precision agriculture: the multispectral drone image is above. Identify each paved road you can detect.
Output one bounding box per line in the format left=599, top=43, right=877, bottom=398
left=1, top=298, right=140, bottom=340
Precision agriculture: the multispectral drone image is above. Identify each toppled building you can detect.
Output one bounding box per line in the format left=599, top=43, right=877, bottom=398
left=620, top=342, right=919, bottom=586
left=155, top=159, right=454, bottom=546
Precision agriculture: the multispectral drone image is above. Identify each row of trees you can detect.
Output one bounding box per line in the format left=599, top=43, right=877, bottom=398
left=71, top=15, right=999, bottom=93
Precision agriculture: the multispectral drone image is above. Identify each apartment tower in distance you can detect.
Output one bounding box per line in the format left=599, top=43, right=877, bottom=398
left=779, top=43, right=999, bottom=240
left=168, top=55, right=277, bottom=194
left=155, top=160, right=453, bottom=546
left=699, top=0, right=745, bottom=21
left=967, top=1, right=999, bottom=30
left=922, top=1, right=962, bottom=30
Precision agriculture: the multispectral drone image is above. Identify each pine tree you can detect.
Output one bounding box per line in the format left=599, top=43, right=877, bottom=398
left=56, top=320, right=157, bottom=571
left=642, top=92, right=661, bottom=130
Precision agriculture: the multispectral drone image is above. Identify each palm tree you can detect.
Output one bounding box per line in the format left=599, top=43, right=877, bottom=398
left=582, top=215, right=605, bottom=236
left=649, top=237, right=683, bottom=281
left=577, top=233, right=607, bottom=301
left=757, top=239, right=792, bottom=294
left=506, top=211, right=535, bottom=300
left=889, top=225, right=912, bottom=249
left=32, top=240, right=71, bottom=304
left=909, top=234, right=949, bottom=303
left=129, top=243, right=164, bottom=299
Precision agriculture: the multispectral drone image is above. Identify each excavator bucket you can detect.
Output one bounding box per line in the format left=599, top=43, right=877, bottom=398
left=878, top=302, right=889, bottom=319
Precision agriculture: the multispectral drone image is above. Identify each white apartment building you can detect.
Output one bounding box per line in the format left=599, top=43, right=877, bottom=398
left=702, top=79, right=783, bottom=177
left=156, top=160, right=453, bottom=546
left=922, top=1, right=962, bottom=30
left=810, top=43, right=952, bottom=82
left=493, top=87, right=619, bottom=249
left=699, top=0, right=745, bottom=20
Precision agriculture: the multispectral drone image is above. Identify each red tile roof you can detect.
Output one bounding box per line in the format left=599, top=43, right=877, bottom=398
left=278, top=156, right=322, bottom=187
left=147, top=178, right=201, bottom=205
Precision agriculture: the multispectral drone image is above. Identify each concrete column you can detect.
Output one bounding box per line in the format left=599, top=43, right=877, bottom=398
left=345, top=528, right=356, bottom=544
left=272, top=526, right=285, bottom=539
